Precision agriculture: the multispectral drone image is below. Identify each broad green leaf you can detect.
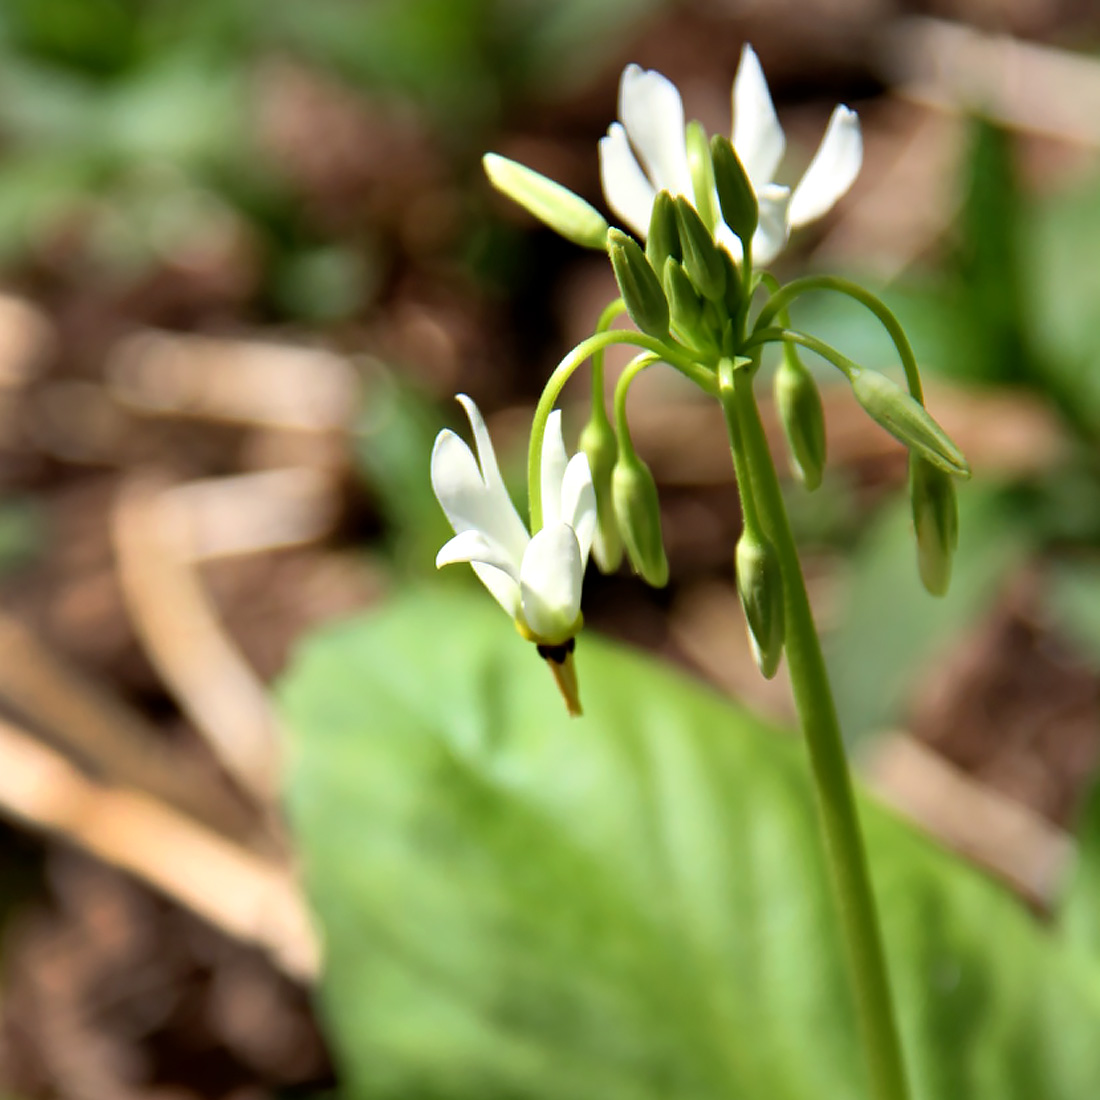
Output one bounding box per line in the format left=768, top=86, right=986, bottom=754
left=282, top=587, right=1100, bottom=1100
left=1061, top=770, right=1100, bottom=963
left=827, top=483, right=1032, bottom=746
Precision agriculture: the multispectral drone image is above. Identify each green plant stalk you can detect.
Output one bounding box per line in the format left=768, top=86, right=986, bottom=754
left=731, top=365, right=911, bottom=1100
left=527, top=329, right=713, bottom=530
left=754, top=274, right=923, bottom=402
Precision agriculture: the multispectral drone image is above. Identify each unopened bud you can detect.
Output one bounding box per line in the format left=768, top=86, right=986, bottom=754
left=686, top=121, right=718, bottom=232
left=910, top=456, right=958, bottom=597
left=673, top=196, right=726, bottom=303
left=483, top=154, right=609, bottom=250
left=646, top=190, right=681, bottom=274
left=608, top=229, right=670, bottom=340
left=612, top=452, right=669, bottom=587
left=663, top=257, right=705, bottom=339
left=710, top=134, right=758, bottom=244
left=721, top=247, right=744, bottom=320
left=849, top=368, right=970, bottom=479
left=774, top=349, right=826, bottom=490
left=578, top=410, right=623, bottom=573
left=735, top=530, right=785, bottom=678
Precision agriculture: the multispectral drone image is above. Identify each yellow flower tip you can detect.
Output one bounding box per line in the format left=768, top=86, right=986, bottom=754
left=536, top=639, right=583, bottom=718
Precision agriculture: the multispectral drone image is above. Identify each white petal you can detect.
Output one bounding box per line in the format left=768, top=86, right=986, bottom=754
left=519, top=525, right=583, bottom=644
left=456, top=393, right=507, bottom=495
left=788, top=105, right=862, bottom=228
left=431, top=397, right=529, bottom=563
left=539, top=410, right=569, bottom=531
left=436, top=530, right=518, bottom=577
left=430, top=429, right=497, bottom=532
left=731, top=45, right=786, bottom=190
left=435, top=531, right=522, bottom=619
left=599, top=124, right=657, bottom=237
left=752, top=184, right=792, bottom=266
left=619, top=65, right=693, bottom=199
left=560, top=453, right=597, bottom=566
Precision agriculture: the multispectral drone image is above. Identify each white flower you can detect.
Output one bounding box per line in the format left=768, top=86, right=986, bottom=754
left=598, top=44, right=862, bottom=266
left=431, top=395, right=597, bottom=646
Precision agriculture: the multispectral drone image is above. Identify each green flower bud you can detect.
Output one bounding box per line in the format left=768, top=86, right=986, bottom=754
left=646, top=189, right=681, bottom=274
left=710, top=134, right=758, bottom=244
left=735, top=529, right=785, bottom=679
left=608, top=228, right=670, bottom=340
left=721, top=247, right=744, bottom=320
left=774, top=349, right=826, bottom=490
left=663, top=256, right=705, bottom=340
left=686, top=121, right=718, bottom=233
left=483, top=153, right=609, bottom=250
left=910, top=456, right=958, bottom=597
left=673, top=196, right=726, bottom=304
left=612, top=451, right=669, bottom=587
left=578, top=409, right=623, bottom=573
left=849, top=368, right=970, bottom=479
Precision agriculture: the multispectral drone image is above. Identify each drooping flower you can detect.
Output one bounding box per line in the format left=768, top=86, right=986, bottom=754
left=598, top=44, right=862, bottom=266
left=431, top=395, right=597, bottom=650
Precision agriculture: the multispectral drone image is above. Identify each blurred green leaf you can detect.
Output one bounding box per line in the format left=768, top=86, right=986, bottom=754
left=282, top=587, right=1100, bottom=1100
left=947, top=117, right=1033, bottom=388
left=1046, top=557, right=1100, bottom=670
left=828, top=484, right=1034, bottom=746
left=1060, top=769, right=1100, bottom=961
left=0, top=498, right=43, bottom=575
left=352, top=365, right=452, bottom=570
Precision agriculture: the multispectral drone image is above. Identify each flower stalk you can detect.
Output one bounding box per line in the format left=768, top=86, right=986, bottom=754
left=444, top=44, right=978, bottom=1099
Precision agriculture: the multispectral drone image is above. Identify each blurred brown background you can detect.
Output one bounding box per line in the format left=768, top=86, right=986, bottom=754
left=0, top=0, right=1098, bottom=1096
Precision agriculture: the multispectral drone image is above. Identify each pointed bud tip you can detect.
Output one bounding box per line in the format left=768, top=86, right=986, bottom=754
left=612, top=454, right=670, bottom=587
left=483, top=152, right=609, bottom=250
left=608, top=231, right=670, bottom=339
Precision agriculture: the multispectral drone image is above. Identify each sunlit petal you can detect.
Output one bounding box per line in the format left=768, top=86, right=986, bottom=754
left=788, top=105, right=862, bottom=228
left=520, top=525, right=583, bottom=644
left=599, top=124, right=657, bottom=237
left=435, top=531, right=522, bottom=618
left=731, top=45, right=786, bottom=190
left=752, top=184, right=792, bottom=266
left=540, top=410, right=569, bottom=530
left=560, top=453, right=596, bottom=565
left=436, top=396, right=529, bottom=561
left=619, top=65, right=693, bottom=198
left=436, top=530, right=517, bottom=576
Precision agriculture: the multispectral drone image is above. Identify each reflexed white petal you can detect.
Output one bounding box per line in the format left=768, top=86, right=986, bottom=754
left=619, top=65, right=693, bottom=198
left=456, top=393, right=507, bottom=495
left=436, top=529, right=519, bottom=576
left=560, top=453, right=597, bottom=565
left=788, top=105, right=862, bottom=228
left=599, top=124, right=657, bottom=237
left=520, top=525, right=583, bottom=643
left=430, top=430, right=502, bottom=536
left=752, top=184, right=792, bottom=266
left=731, top=45, right=786, bottom=190
left=540, top=410, right=569, bottom=530
left=431, top=398, right=529, bottom=562
left=435, top=531, right=522, bottom=618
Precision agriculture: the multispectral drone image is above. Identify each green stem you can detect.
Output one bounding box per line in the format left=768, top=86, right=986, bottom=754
left=744, top=326, right=863, bottom=380
left=527, top=329, right=711, bottom=530
left=715, top=359, right=763, bottom=538
left=591, top=298, right=628, bottom=403
left=612, top=352, right=660, bottom=460
left=754, top=274, right=924, bottom=403
left=732, top=372, right=911, bottom=1100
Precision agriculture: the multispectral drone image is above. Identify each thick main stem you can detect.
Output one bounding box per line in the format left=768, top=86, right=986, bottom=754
left=732, top=375, right=911, bottom=1100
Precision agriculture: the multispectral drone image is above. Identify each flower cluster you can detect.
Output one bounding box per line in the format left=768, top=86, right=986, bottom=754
left=599, top=46, right=862, bottom=266
left=435, top=45, right=968, bottom=714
